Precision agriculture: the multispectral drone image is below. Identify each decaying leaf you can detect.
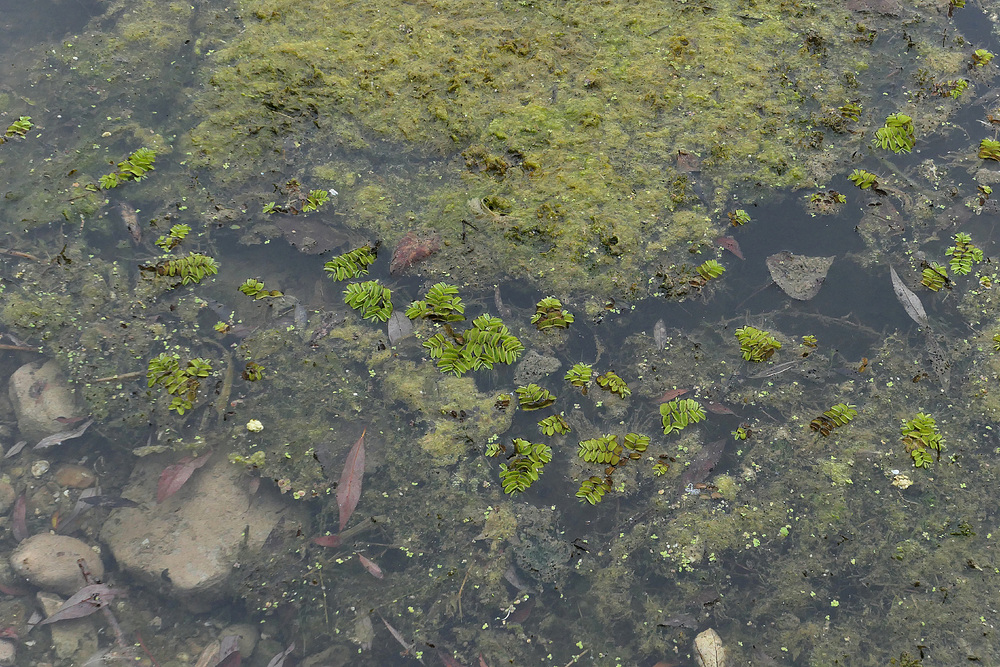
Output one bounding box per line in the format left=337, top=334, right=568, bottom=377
left=157, top=452, right=212, bottom=504
left=380, top=615, right=415, bottom=656
left=889, top=265, right=928, bottom=326
left=312, top=534, right=342, bottom=548
left=12, top=493, right=27, bottom=542
left=766, top=252, right=834, bottom=301
left=34, top=418, right=94, bottom=450
left=39, top=583, right=122, bottom=625
left=337, top=430, right=366, bottom=531
left=357, top=553, right=383, bottom=579
left=265, top=643, right=294, bottom=667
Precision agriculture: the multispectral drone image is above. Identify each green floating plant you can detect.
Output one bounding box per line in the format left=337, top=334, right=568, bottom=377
left=944, top=79, right=969, bottom=99
left=979, top=139, right=1000, bottom=161
left=516, top=384, right=556, bottom=411
left=732, top=426, right=750, bottom=441
left=901, top=413, right=944, bottom=468
left=301, top=189, right=329, bottom=212
left=576, top=476, right=612, bottom=505
left=993, top=333, right=1000, bottom=352
left=809, top=403, right=858, bottom=436
left=99, top=147, right=156, bottom=189
left=578, top=434, right=625, bottom=465
left=848, top=168, right=878, bottom=189
left=344, top=280, right=393, bottom=322
left=973, top=48, right=994, bottom=67
left=145, top=252, right=219, bottom=286
left=263, top=179, right=333, bottom=215
left=499, top=438, right=552, bottom=494
left=406, top=282, right=466, bottom=322
left=921, top=262, right=949, bottom=292
left=0, top=115, right=32, bottom=143
left=838, top=102, right=862, bottom=122
left=660, top=398, right=706, bottom=435
left=147, top=352, right=213, bottom=415
left=155, top=224, right=191, bottom=252
left=735, top=326, right=781, bottom=362
left=728, top=209, right=751, bottom=226
left=239, top=278, right=283, bottom=300
left=624, top=432, right=650, bottom=453
left=946, top=232, right=984, bottom=275
left=595, top=371, right=630, bottom=398
left=695, top=259, right=725, bottom=283
left=874, top=113, right=915, bottom=154
left=242, top=361, right=265, bottom=382
left=323, top=245, right=377, bottom=280
left=531, top=296, right=575, bottom=330
left=423, top=314, right=523, bottom=376
left=538, top=414, right=570, bottom=436
left=564, top=363, right=593, bottom=392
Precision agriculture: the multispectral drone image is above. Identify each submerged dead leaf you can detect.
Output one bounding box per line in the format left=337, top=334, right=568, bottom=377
left=357, top=553, right=383, bottom=579
left=39, top=583, right=122, bottom=625
left=766, top=252, right=834, bottom=301
left=337, top=430, right=366, bottom=531
left=889, top=266, right=928, bottom=326
left=157, top=452, right=212, bottom=504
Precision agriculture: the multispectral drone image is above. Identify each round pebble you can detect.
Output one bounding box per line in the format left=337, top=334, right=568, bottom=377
left=10, top=534, right=104, bottom=595
left=30, top=461, right=49, bottom=478
left=54, top=464, right=97, bottom=489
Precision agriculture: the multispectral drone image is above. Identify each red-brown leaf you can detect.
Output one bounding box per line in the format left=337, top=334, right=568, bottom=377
left=337, top=430, right=366, bottom=531
left=704, top=401, right=737, bottom=415
left=654, top=388, right=689, bottom=404
left=11, top=494, right=27, bottom=542
left=157, top=452, right=212, bottom=504
left=479, top=655, right=491, bottom=667
left=312, top=534, right=342, bottom=548
left=357, top=553, right=383, bottom=579
left=714, top=235, right=744, bottom=260
left=438, top=651, right=467, bottom=667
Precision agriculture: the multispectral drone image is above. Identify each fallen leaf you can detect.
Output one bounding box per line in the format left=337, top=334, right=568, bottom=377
left=312, top=534, right=342, bottom=548
left=3, top=440, right=27, bottom=459
left=479, top=655, right=491, bottom=667
left=215, top=635, right=241, bottom=667
left=39, top=583, right=122, bottom=625
left=654, top=388, right=689, bottom=404
left=357, top=553, right=383, bottom=579
left=12, top=494, right=27, bottom=542
left=380, top=615, right=415, bottom=655
left=265, top=643, right=294, bottom=667
left=714, top=236, right=744, bottom=260
left=704, top=401, right=737, bottom=416
left=889, top=265, right=928, bottom=326
left=157, top=452, right=212, bottom=504
left=337, top=430, right=366, bottom=531
left=438, top=650, right=467, bottom=667
left=33, top=418, right=94, bottom=450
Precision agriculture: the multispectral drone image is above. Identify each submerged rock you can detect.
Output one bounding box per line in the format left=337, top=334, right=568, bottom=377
left=7, top=359, right=81, bottom=443
left=10, top=534, right=104, bottom=596
left=693, top=627, right=727, bottom=667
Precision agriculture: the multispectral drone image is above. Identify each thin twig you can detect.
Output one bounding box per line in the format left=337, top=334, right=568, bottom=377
left=0, top=248, right=40, bottom=261
left=0, top=343, right=40, bottom=352
left=91, top=370, right=144, bottom=383
left=564, top=649, right=590, bottom=666
left=456, top=568, right=470, bottom=620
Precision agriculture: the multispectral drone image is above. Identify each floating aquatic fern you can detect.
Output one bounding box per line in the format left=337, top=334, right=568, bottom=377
left=537, top=414, right=570, bottom=436
left=838, top=102, right=862, bottom=122
left=239, top=278, right=283, bottom=300
left=576, top=476, right=612, bottom=505
left=728, top=209, right=751, bottom=226
left=145, top=252, right=219, bottom=286
left=809, top=403, right=858, bottom=436
left=595, top=371, right=630, bottom=398
left=735, top=326, right=781, bottom=362
left=0, top=116, right=32, bottom=144
left=147, top=352, right=213, bottom=415
left=499, top=438, right=552, bottom=494
left=344, top=280, right=393, bottom=322
left=565, top=363, right=593, bottom=392
left=695, top=259, right=725, bottom=282
left=99, top=147, right=156, bottom=189
left=422, top=314, right=523, bottom=375
left=945, top=232, right=983, bottom=276
left=155, top=224, right=191, bottom=252
left=578, top=434, right=625, bottom=465
left=979, top=139, right=1000, bottom=161
left=324, top=245, right=377, bottom=281
left=901, top=412, right=944, bottom=468
left=921, top=262, right=949, bottom=291
left=874, top=113, right=915, bottom=153
left=848, top=168, right=878, bottom=189
left=516, top=383, right=556, bottom=411
left=660, top=398, right=706, bottom=435
left=973, top=48, right=994, bottom=67
left=531, top=296, right=575, bottom=330
left=406, top=282, right=466, bottom=322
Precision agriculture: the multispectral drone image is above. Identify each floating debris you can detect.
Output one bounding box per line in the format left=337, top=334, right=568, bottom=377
left=766, top=252, right=834, bottom=300
left=889, top=265, right=928, bottom=326
left=34, top=418, right=94, bottom=450
left=389, top=232, right=440, bottom=274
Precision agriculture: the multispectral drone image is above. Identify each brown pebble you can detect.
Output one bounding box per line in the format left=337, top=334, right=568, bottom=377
left=54, top=464, right=97, bottom=489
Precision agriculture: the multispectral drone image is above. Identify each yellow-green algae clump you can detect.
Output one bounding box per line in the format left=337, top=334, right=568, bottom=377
left=190, top=0, right=870, bottom=297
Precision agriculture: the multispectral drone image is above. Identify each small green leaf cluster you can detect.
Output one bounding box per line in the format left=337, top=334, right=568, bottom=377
left=301, top=189, right=329, bottom=212
left=516, top=383, right=556, bottom=410
left=537, top=414, right=570, bottom=436
left=499, top=438, right=552, bottom=493
left=695, top=259, right=725, bottom=282
left=147, top=353, right=213, bottom=415
left=576, top=477, right=612, bottom=505
left=945, top=232, right=984, bottom=275
left=732, top=426, right=749, bottom=441
left=848, top=168, right=878, bottom=189
left=901, top=413, right=944, bottom=468
left=424, top=314, right=524, bottom=375
left=323, top=245, right=377, bottom=281
left=531, top=296, right=575, bottom=330
left=660, top=398, right=706, bottom=434
left=973, top=48, right=994, bottom=67
left=920, top=263, right=949, bottom=292
left=406, top=282, right=466, bottom=322
left=564, top=363, right=593, bottom=391
left=239, top=278, right=283, bottom=300
left=150, top=253, right=219, bottom=286
left=578, top=434, right=626, bottom=465
left=943, top=79, right=969, bottom=99
left=728, top=209, right=751, bottom=226
left=993, top=333, right=1000, bottom=352
left=99, top=147, right=156, bottom=189
left=838, top=102, right=862, bottom=122
left=242, top=361, right=265, bottom=382
left=735, top=325, right=781, bottom=362
left=809, top=403, right=857, bottom=436
left=979, top=139, right=1000, bottom=161
left=874, top=113, right=915, bottom=154
left=344, top=280, right=393, bottom=322
left=594, top=371, right=630, bottom=398
left=0, top=116, right=32, bottom=143
left=154, top=224, right=191, bottom=252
